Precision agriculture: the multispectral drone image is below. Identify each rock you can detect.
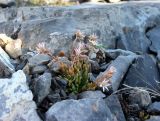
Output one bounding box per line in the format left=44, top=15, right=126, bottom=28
left=28, top=54, right=51, bottom=67
left=32, top=65, right=47, bottom=74
left=0, top=70, right=41, bottom=121
left=59, top=89, right=67, bottom=99
left=55, top=77, right=67, bottom=89
left=46, top=98, right=114, bottom=121
left=0, top=47, right=15, bottom=77
left=68, top=93, right=77, bottom=100
left=146, top=26, right=160, bottom=53
left=89, top=73, right=96, bottom=82
left=1, top=2, right=159, bottom=53
left=98, top=55, right=137, bottom=91
left=78, top=90, right=105, bottom=99
left=0, top=0, right=15, bottom=8
left=48, top=57, right=71, bottom=73
left=16, top=59, right=28, bottom=70
left=100, top=63, right=109, bottom=72
left=128, top=89, right=151, bottom=108
left=105, top=95, right=126, bottom=121
left=5, top=39, right=22, bottom=59
left=147, top=102, right=160, bottom=114
left=105, top=49, right=137, bottom=59
left=123, top=54, right=160, bottom=91
left=0, top=34, right=13, bottom=47
left=34, top=72, right=52, bottom=104
left=47, top=93, right=61, bottom=104
left=146, top=116, right=160, bottom=121
left=0, top=0, right=15, bottom=4
left=90, top=60, right=100, bottom=73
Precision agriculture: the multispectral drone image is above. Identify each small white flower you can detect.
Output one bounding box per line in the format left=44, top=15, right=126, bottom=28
left=99, top=79, right=111, bottom=92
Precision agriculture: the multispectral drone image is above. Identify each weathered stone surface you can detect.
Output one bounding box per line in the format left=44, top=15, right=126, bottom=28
left=0, top=70, right=41, bottom=121
left=46, top=98, right=114, bottom=121
left=105, top=49, right=137, bottom=59
left=147, top=102, right=160, bottom=114
left=1, top=2, right=160, bottom=52
left=78, top=90, right=106, bottom=99
left=107, top=55, right=137, bottom=91
left=32, top=65, right=47, bottom=74
left=146, top=26, right=160, bottom=53
left=128, top=89, right=151, bottom=108
left=123, top=54, right=160, bottom=91
left=105, top=95, right=126, bottom=121
left=0, top=47, right=15, bottom=77
left=28, top=54, right=51, bottom=67
left=34, top=72, right=52, bottom=104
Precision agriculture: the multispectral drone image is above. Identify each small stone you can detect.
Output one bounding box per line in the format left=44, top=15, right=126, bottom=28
left=147, top=102, right=160, bottom=114
left=0, top=34, right=13, bottom=47
left=32, top=65, right=47, bottom=74
left=48, top=93, right=61, bottom=104
left=78, top=90, right=105, bottom=99
left=16, top=59, right=28, bottom=70
left=60, top=89, right=67, bottom=99
left=100, top=63, right=109, bottom=72
left=55, top=77, right=67, bottom=89
left=89, top=52, right=97, bottom=60
left=128, top=90, right=151, bottom=108
left=68, top=93, right=77, bottom=100
left=34, top=72, right=52, bottom=104
left=28, top=54, right=51, bottom=67
left=90, top=60, right=100, bottom=73
left=5, top=39, right=22, bottom=59
left=22, top=63, right=30, bottom=75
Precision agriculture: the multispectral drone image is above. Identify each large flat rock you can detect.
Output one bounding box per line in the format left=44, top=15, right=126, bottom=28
left=1, top=1, right=160, bottom=53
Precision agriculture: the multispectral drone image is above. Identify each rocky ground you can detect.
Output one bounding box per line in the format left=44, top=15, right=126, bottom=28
left=0, top=0, right=160, bottom=121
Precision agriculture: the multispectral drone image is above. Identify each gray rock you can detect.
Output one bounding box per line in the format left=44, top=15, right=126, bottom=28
left=47, top=93, right=61, bottom=104
left=147, top=102, right=160, bottom=114
left=28, top=54, right=51, bottom=67
left=128, top=89, right=151, bottom=108
left=105, top=95, right=126, bottom=121
left=90, top=60, right=100, bottom=73
left=146, top=26, right=160, bottom=53
left=123, top=54, right=160, bottom=92
left=32, top=65, right=47, bottom=74
left=78, top=90, right=106, bottom=99
left=0, top=0, right=15, bottom=8
left=55, top=77, right=67, bottom=89
left=107, top=55, right=137, bottom=91
left=0, top=70, right=41, bottom=121
left=34, top=72, right=52, bottom=104
left=105, top=49, right=137, bottom=59
left=1, top=2, right=160, bottom=53
left=146, top=116, right=160, bottom=121
left=46, top=98, right=114, bottom=121
left=0, top=47, right=15, bottom=77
